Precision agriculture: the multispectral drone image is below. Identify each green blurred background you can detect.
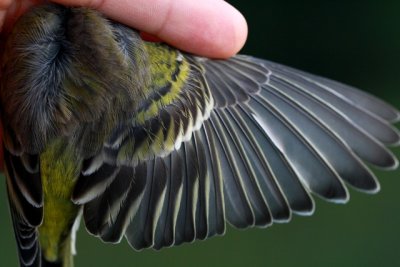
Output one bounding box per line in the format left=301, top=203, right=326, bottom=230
left=1, top=1, right=400, bottom=266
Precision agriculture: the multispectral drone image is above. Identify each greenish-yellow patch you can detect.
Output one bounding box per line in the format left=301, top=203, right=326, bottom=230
left=136, top=42, right=191, bottom=124
left=38, top=139, right=81, bottom=263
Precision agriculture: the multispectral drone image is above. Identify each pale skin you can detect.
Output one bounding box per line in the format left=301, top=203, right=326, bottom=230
left=0, top=0, right=248, bottom=170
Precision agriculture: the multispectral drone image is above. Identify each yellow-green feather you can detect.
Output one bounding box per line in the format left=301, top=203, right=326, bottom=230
left=117, top=42, right=192, bottom=163
left=135, top=42, right=191, bottom=124
left=38, top=139, right=81, bottom=265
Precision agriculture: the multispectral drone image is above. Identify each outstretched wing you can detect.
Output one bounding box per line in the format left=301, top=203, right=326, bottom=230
left=3, top=4, right=398, bottom=266
left=75, top=50, right=399, bottom=250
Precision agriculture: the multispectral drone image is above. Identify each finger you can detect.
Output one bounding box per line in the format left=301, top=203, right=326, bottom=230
left=0, top=0, right=13, bottom=30
left=51, top=0, right=248, bottom=58
left=1, top=0, right=43, bottom=33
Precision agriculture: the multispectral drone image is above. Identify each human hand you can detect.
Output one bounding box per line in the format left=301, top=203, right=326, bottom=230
left=0, top=0, right=248, bottom=58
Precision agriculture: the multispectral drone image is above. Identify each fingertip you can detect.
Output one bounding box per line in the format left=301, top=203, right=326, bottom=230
left=191, top=0, right=248, bottom=58
left=219, top=2, right=248, bottom=58
left=157, top=0, right=248, bottom=59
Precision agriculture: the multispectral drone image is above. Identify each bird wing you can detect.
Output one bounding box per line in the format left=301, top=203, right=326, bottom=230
left=75, top=51, right=400, bottom=250
left=3, top=151, right=42, bottom=266
left=3, top=4, right=399, bottom=265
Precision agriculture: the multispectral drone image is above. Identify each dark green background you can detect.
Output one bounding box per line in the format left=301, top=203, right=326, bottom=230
left=1, top=1, right=399, bottom=266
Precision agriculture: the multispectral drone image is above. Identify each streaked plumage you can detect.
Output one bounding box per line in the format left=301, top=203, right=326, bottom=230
left=0, top=3, right=399, bottom=267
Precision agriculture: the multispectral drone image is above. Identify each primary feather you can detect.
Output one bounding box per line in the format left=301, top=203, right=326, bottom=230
left=0, top=4, right=398, bottom=267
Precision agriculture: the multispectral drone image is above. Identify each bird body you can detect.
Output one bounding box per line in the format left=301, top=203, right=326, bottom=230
left=1, top=3, right=399, bottom=267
